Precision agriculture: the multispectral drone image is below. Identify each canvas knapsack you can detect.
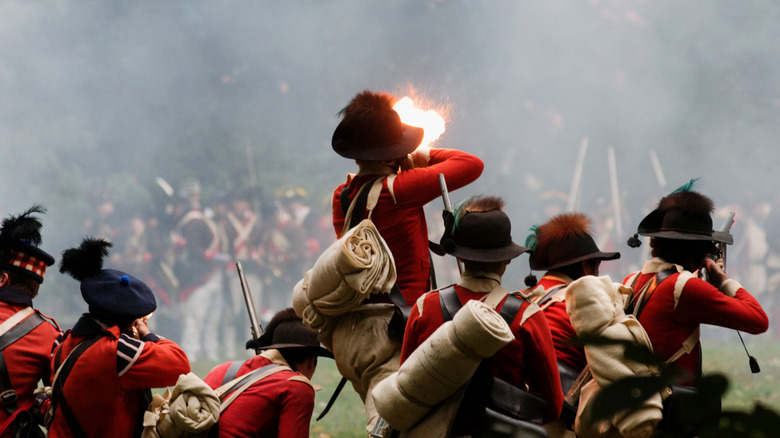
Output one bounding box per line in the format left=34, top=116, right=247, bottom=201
left=142, top=360, right=292, bottom=438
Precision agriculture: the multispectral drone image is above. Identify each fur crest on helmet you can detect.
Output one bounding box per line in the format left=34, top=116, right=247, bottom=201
left=533, top=213, right=592, bottom=263
left=657, top=190, right=714, bottom=217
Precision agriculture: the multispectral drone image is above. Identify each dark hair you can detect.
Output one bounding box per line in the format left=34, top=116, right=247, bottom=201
left=279, top=347, right=318, bottom=371
left=555, top=258, right=600, bottom=280
left=461, top=259, right=507, bottom=274
left=0, top=269, right=40, bottom=298
left=650, top=237, right=717, bottom=270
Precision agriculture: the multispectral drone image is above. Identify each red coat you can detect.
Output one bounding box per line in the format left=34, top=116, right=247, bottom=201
left=623, top=258, right=768, bottom=384
left=525, top=274, right=586, bottom=373
left=0, top=291, right=60, bottom=425
left=48, top=317, right=190, bottom=438
left=204, top=353, right=315, bottom=438
left=401, top=277, right=563, bottom=424
left=332, top=148, right=483, bottom=305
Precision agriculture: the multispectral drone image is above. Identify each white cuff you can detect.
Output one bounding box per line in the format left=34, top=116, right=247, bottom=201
left=719, top=278, right=741, bottom=297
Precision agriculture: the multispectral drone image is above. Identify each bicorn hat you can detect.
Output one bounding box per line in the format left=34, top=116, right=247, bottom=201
left=0, top=205, right=55, bottom=284
left=630, top=179, right=732, bottom=246
left=332, top=90, right=424, bottom=161
left=526, top=213, right=620, bottom=271
left=249, top=308, right=333, bottom=358
left=440, top=196, right=529, bottom=263
left=60, top=238, right=156, bottom=322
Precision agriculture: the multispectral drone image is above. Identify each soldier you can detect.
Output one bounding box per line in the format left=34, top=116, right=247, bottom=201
left=170, top=178, right=224, bottom=361
left=0, top=206, right=60, bottom=436
left=204, top=308, right=332, bottom=437
left=402, top=196, right=563, bottom=435
left=264, top=186, right=310, bottom=313
left=523, top=212, right=620, bottom=437
left=623, top=181, right=768, bottom=435
left=327, top=90, right=483, bottom=433
left=624, top=182, right=768, bottom=380
left=332, top=90, right=484, bottom=307
left=50, top=238, right=190, bottom=438
left=219, top=186, right=265, bottom=358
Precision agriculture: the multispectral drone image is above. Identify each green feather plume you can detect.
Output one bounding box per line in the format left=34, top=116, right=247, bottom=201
left=525, top=225, right=539, bottom=250
left=452, top=198, right=469, bottom=230
left=670, top=178, right=699, bottom=194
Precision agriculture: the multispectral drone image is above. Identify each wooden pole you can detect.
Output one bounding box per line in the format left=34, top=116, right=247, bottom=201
left=607, top=146, right=624, bottom=239
left=567, top=137, right=588, bottom=212
left=649, top=149, right=666, bottom=188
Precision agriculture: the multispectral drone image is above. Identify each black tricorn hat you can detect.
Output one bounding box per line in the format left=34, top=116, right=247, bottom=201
left=527, top=213, right=620, bottom=271
left=251, top=308, right=333, bottom=358
left=332, top=90, right=424, bottom=161
left=0, top=205, right=55, bottom=284
left=635, top=181, right=732, bottom=245
left=440, top=196, right=529, bottom=263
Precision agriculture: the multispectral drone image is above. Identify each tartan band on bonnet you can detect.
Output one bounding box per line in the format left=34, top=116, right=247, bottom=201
left=8, top=250, right=49, bottom=280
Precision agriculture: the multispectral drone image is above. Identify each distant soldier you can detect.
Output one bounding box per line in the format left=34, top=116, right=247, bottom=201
left=219, top=187, right=265, bottom=357
left=50, top=238, right=190, bottom=437
left=402, top=196, right=563, bottom=435
left=204, top=308, right=332, bottom=437
left=170, top=178, right=224, bottom=361
left=263, top=186, right=310, bottom=313
left=0, top=206, right=60, bottom=436
left=523, top=212, right=620, bottom=437
left=327, top=90, right=483, bottom=433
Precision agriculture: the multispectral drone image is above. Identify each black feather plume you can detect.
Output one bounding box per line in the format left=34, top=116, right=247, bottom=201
left=59, top=238, right=112, bottom=281
left=0, top=205, right=47, bottom=246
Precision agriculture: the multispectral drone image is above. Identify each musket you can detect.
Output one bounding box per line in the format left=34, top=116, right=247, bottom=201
left=708, top=212, right=760, bottom=373
left=717, top=211, right=735, bottom=270
left=438, top=173, right=464, bottom=274
left=236, top=261, right=263, bottom=352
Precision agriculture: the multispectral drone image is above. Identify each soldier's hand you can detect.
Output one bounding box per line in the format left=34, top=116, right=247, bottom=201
left=133, top=318, right=151, bottom=339
left=703, top=258, right=728, bottom=289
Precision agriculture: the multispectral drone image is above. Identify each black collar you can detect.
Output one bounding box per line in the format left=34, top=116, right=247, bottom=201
left=0, top=286, right=33, bottom=307
left=71, top=314, right=111, bottom=337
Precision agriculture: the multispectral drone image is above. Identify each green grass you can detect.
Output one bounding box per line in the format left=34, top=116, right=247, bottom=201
left=185, top=334, right=779, bottom=437
left=700, top=331, right=780, bottom=412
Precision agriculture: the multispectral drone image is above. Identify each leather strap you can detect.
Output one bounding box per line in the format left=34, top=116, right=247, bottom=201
left=389, top=284, right=410, bottom=317
left=0, top=308, right=34, bottom=337
left=535, top=284, right=566, bottom=309
left=316, top=376, right=348, bottom=421
left=0, top=312, right=45, bottom=351
left=0, top=310, right=46, bottom=415
left=52, top=334, right=107, bottom=438
left=217, top=364, right=287, bottom=411
left=221, top=359, right=246, bottom=386
left=498, top=295, right=524, bottom=327
left=438, top=285, right=460, bottom=322
left=627, top=268, right=677, bottom=317
left=340, top=177, right=382, bottom=238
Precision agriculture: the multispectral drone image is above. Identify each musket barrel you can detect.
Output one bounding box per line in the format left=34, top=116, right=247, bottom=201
left=718, top=211, right=735, bottom=271
left=236, top=261, right=263, bottom=342
left=438, top=173, right=453, bottom=212
left=438, top=173, right=464, bottom=274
